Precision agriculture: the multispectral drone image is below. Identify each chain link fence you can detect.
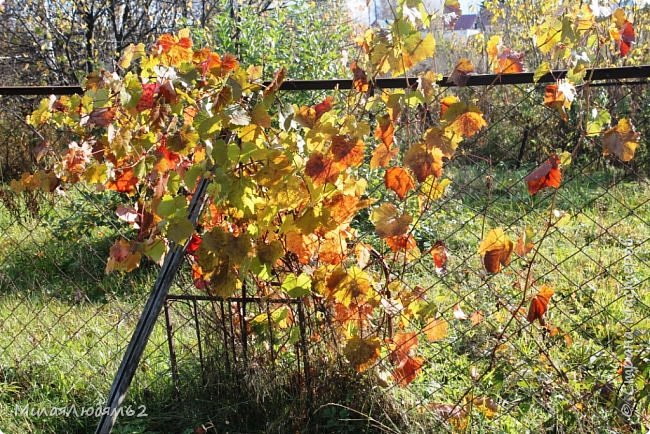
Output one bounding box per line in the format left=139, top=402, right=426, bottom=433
left=1, top=74, right=649, bottom=433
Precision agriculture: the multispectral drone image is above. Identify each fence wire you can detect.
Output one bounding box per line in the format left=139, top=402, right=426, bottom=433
left=0, top=76, right=649, bottom=433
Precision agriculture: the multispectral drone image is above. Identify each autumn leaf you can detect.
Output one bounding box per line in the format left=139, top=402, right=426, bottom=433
left=351, top=61, right=369, bottom=92
left=186, top=234, right=202, bottom=257
left=105, top=238, right=141, bottom=273
left=431, top=240, right=447, bottom=273
left=136, top=83, right=159, bottom=112
left=305, top=152, right=340, bottom=185
left=404, top=143, right=443, bottom=182
left=543, top=82, right=575, bottom=122
left=440, top=95, right=459, bottom=118
left=107, top=168, right=138, bottom=194
left=221, top=53, right=239, bottom=72
left=389, top=332, right=422, bottom=386
left=370, top=203, right=412, bottom=237
left=524, top=154, right=561, bottom=196
left=344, top=336, right=381, bottom=372
left=515, top=227, right=535, bottom=257
left=375, top=114, right=394, bottom=148
left=478, top=228, right=513, bottom=274
left=324, top=193, right=372, bottom=226
left=527, top=285, right=554, bottom=324
left=424, top=318, right=448, bottom=342
left=154, top=29, right=193, bottom=66
left=385, top=167, right=415, bottom=199
left=330, top=135, right=365, bottom=167
left=264, top=67, right=287, bottom=96
left=88, top=106, right=117, bottom=127
left=448, top=58, right=474, bottom=86
left=393, top=356, right=423, bottom=386
left=602, top=118, right=639, bottom=162
left=612, top=9, right=635, bottom=57
left=386, top=234, right=418, bottom=253
left=443, top=103, right=487, bottom=139
left=423, top=127, right=460, bottom=159
left=155, top=142, right=182, bottom=173
left=314, top=96, right=334, bottom=119
left=495, top=48, right=524, bottom=74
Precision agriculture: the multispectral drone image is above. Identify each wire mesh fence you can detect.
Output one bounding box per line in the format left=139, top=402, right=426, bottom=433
left=0, top=73, right=649, bottom=433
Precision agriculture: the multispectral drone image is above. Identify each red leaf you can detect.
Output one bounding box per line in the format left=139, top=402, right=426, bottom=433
left=524, top=154, right=561, bottom=196
left=186, top=234, right=202, bottom=257
left=136, top=83, right=160, bottom=112
left=527, top=285, right=554, bottom=324
left=314, top=96, right=334, bottom=120
left=431, top=240, right=447, bottom=272
left=386, top=234, right=417, bottom=252
left=619, top=21, right=635, bottom=56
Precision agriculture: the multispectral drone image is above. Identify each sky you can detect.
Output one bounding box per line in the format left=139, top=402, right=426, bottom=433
left=459, top=0, right=483, bottom=13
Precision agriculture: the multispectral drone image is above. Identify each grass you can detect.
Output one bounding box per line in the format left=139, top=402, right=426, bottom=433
left=0, top=162, right=648, bottom=433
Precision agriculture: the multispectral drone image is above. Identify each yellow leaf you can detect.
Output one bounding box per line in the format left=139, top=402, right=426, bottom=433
left=424, top=318, right=448, bottom=342
left=344, top=336, right=381, bottom=372
left=602, top=118, right=639, bottom=162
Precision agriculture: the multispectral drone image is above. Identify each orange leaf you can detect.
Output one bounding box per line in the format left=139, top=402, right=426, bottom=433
left=330, top=135, right=365, bottom=167
left=154, top=31, right=193, bottom=66
left=543, top=83, right=573, bottom=121
left=385, top=167, right=415, bottom=200
left=447, top=111, right=486, bottom=138
left=344, top=336, right=381, bottom=372
left=393, top=356, right=423, bottom=386
left=314, top=96, right=334, bottom=120
left=524, top=154, right=561, bottom=195
left=375, top=114, right=394, bottom=148
left=386, top=234, right=417, bottom=252
left=264, top=67, right=286, bottom=96
left=449, top=58, right=474, bottom=86
left=478, top=228, right=513, bottom=274
left=495, top=48, right=524, bottom=74
left=424, top=318, right=449, bottom=342
left=527, top=285, right=554, bottom=324
left=221, top=53, right=239, bottom=72
left=305, top=152, right=340, bottom=185
left=107, top=168, right=138, bottom=194
left=390, top=331, right=418, bottom=362
left=351, top=62, right=369, bottom=92
left=404, top=143, right=444, bottom=182
left=440, top=96, right=459, bottom=118
left=155, top=141, right=181, bottom=173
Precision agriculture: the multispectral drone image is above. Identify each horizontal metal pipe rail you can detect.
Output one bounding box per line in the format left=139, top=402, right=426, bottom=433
left=1, top=65, right=649, bottom=95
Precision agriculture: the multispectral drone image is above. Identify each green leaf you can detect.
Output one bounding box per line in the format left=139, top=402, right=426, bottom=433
left=143, top=238, right=166, bottom=264
left=533, top=62, right=551, bottom=83
left=167, top=217, right=194, bottom=244
left=157, top=195, right=187, bottom=218
left=281, top=272, right=312, bottom=297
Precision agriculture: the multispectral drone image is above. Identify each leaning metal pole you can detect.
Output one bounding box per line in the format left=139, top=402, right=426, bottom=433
left=95, top=177, right=209, bottom=434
